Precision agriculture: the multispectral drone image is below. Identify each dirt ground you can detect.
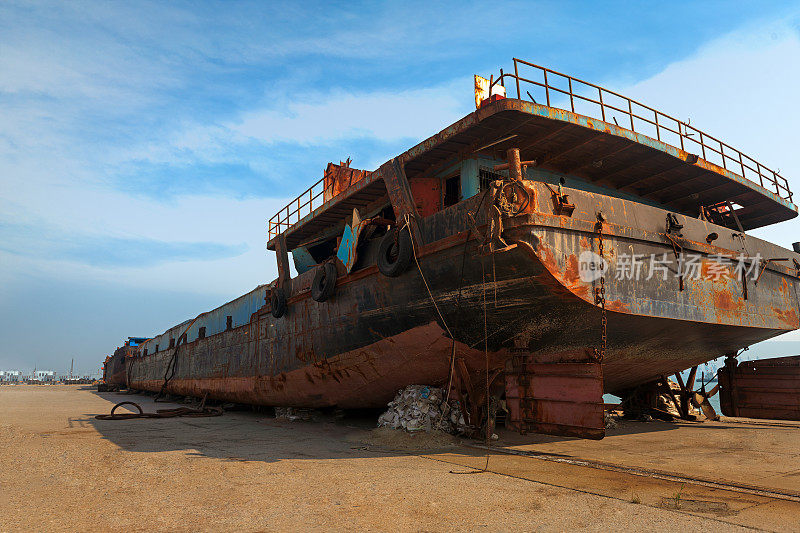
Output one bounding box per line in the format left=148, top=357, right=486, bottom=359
left=1, top=385, right=799, bottom=532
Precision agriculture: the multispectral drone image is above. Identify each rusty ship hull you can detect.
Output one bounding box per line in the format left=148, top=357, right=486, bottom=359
left=120, top=60, right=800, bottom=437
left=127, top=184, right=799, bottom=405
left=101, top=339, right=144, bottom=391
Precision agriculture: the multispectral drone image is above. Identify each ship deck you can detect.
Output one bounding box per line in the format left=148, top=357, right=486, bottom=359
left=267, top=60, right=796, bottom=251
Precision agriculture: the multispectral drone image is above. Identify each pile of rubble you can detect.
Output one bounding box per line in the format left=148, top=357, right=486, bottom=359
left=275, top=407, right=315, bottom=421
left=604, top=412, right=619, bottom=429
left=377, top=385, right=468, bottom=434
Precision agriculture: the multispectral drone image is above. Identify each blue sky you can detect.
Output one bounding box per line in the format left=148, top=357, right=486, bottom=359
left=2, top=1, right=800, bottom=373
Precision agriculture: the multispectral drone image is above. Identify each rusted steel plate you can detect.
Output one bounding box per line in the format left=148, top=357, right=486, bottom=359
left=719, top=355, right=800, bottom=420
left=130, top=187, right=800, bottom=410
left=505, top=353, right=605, bottom=439
left=324, top=161, right=369, bottom=203
left=103, top=343, right=138, bottom=388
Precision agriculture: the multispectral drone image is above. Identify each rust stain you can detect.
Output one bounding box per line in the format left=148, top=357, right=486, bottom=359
left=539, top=246, right=592, bottom=301
left=701, top=260, right=732, bottom=282
left=604, top=299, right=630, bottom=313
left=714, top=290, right=738, bottom=312
left=772, top=306, right=799, bottom=328
left=564, top=254, right=580, bottom=285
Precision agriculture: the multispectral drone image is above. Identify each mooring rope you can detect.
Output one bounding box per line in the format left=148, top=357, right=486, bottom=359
left=153, top=313, right=204, bottom=402
left=401, top=214, right=454, bottom=342
left=400, top=210, right=494, bottom=474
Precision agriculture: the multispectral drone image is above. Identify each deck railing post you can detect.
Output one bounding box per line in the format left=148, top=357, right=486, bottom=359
left=628, top=99, right=634, bottom=130
left=568, top=77, right=574, bottom=112
left=738, top=152, right=746, bottom=181
left=699, top=132, right=706, bottom=161
left=514, top=59, right=520, bottom=100
left=599, top=88, right=605, bottom=121
left=544, top=69, right=550, bottom=107
left=654, top=111, right=660, bottom=141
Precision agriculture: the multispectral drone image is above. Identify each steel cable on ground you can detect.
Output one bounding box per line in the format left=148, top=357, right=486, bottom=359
left=95, top=400, right=222, bottom=420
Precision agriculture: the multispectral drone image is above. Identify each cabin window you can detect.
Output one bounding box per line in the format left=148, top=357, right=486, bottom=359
left=226, top=316, right=233, bottom=330
left=155, top=344, right=159, bottom=352
left=479, top=168, right=505, bottom=191
left=143, top=348, right=148, bottom=356
left=169, top=338, right=175, bottom=349
left=198, top=327, right=206, bottom=339
left=443, top=175, right=461, bottom=207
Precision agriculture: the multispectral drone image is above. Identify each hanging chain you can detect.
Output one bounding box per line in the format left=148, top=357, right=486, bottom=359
left=594, top=216, right=607, bottom=362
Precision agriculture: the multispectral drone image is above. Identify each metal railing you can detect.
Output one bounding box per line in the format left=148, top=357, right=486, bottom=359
left=268, top=59, right=793, bottom=241
left=488, top=58, right=792, bottom=202
left=268, top=176, right=327, bottom=241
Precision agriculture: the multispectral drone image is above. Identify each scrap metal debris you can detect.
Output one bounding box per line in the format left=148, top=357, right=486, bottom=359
left=378, top=385, right=468, bottom=434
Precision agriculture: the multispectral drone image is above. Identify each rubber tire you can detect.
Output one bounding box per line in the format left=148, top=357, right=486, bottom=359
left=270, top=287, right=287, bottom=318
left=377, top=227, right=413, bottom=277
left=311, top=262, right=337, bottom=302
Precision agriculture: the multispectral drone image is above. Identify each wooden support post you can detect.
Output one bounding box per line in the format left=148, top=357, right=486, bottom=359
left=380, top=158, right=422, bottom=244
left=660, top=375, right=684, bottom=419
left=686, top=366, right=698, bottom=393
left=274, top=233, right=292, bottom=292
left=724, top=354, right=739, bottom=417
left=673, top=371, right=693, bottom=420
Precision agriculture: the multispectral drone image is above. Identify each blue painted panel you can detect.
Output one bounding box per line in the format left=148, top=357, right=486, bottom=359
left=455, top=154, right=670, bottom=210
left=139, top=284, right=268, bottom=353
left=523, top=166, right=668, bottom=210
left=461, top=159, right=479, bottom=199
left=337, top=224, right=356, bottom=270
left=292, top=246, right=317, bottom=274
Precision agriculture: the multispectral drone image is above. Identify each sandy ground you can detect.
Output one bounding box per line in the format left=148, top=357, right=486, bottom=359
left=1, top=385, right=799, bottom=532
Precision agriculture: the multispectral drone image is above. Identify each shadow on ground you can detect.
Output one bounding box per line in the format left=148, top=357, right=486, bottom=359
left=76, top=388, right=704, bottom=465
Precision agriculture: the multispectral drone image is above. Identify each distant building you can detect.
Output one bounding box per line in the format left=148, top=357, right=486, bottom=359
left=0, top=370, right=23, bottom=382
left=32, top=370, right=56, bottom=382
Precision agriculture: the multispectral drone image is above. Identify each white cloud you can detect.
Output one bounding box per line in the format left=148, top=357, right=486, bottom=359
left=615, top=17, right=800, bottom=339
left=231, top=81, right=473, bottom=145
left=622, top=19, right=800, bottom=187
left=0, top=184, right=288, bottom=297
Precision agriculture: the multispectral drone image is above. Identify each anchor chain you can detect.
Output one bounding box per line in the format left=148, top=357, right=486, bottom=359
left=594, top=217, right=607, bottom=362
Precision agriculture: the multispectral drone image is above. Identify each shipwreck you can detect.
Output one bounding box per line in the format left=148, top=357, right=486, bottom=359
left=102, top=59, right=800, bottom=438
